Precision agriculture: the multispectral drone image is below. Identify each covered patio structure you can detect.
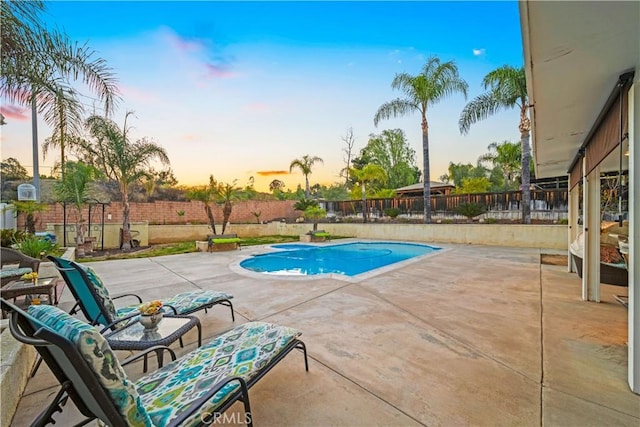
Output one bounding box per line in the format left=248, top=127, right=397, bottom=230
left=520, top=0, right=639, bottom=393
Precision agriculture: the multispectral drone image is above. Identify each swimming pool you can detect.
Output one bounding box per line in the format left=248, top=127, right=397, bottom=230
left=240, top=242, right=440, bottom=277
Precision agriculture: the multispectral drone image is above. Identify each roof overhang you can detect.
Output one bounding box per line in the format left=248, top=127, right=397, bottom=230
left=519, top=1, right=640, bottom=178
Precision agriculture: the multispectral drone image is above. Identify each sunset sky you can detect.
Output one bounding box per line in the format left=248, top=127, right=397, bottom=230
left=0, top=1, right=523, bottom=192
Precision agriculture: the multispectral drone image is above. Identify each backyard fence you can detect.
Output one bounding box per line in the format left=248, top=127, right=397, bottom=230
left=327, top=189, right=569, bottom=218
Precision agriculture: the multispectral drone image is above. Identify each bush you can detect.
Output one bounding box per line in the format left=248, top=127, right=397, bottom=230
left=484, top=218, right=498, bottom=224
left=384, top=207, right=400, bottom=218
left=14, top=234, right=58, bottom=259
left=1, top=229, right=24, bottom=247
left=558, top=218, right=568, bottom=225
left=293, top=198, right=319, bottom=211
left=454, top=203, right=485, bottom=220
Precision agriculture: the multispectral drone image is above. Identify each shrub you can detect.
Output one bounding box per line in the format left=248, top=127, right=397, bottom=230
left=558, top=218, right=568, bottom=225
left=384, top=207, right=400, bottom=218
left=14, top=234, right=58, bottom=259
left=1, top=229, right=24, bottom=247
left=293, top=198, right=319, bottom=211
left=484, top=218, right=498, bottom=224
left=454, top=203, right=485, bottom=220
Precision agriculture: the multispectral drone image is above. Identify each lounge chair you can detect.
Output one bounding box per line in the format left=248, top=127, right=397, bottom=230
left=47, top=256, right=235, bottom=330
left=1, top=299, right=308, bottom=427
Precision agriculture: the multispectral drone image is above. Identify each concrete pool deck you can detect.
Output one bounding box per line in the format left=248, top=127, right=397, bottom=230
left=7, top=241, right=640, bottom=426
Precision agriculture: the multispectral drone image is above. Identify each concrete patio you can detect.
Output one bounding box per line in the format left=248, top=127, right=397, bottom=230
left=7, top=240, right=639, bottom=426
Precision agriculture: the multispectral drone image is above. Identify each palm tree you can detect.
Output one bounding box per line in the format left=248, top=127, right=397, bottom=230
left=2, top=1, right=119, bottom=172
left=478, top=140, right=522, bottom=191
left=79, top=112, right=170, bottom=250
left=458, top=65, right=532, bottom=223
left=289, top=155, right=323, bottom=198
left=186, top=176, right=219, bottom=235
left=53, top=161, right=101, bottom=256
left=374, top=56, right=468, bottom=223
left=350, top=164, right=387, bottom=223
left=217, top=181, right=241, bottom=235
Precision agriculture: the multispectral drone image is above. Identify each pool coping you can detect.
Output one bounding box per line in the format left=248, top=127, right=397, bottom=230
left=228, top=239, right=451, bottom=283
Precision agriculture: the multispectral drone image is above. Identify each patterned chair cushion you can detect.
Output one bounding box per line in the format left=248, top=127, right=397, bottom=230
left=27, top=305, right=153, bottom=427
left=1, top=267, right=33, bottom=279
left=76, top=263, right=118, bottom=323
left=136, top=321, right=301, bottom=426
left=116, top=290, right=234, bottom=318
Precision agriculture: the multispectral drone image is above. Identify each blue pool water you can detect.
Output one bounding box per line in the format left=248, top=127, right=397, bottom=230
left=240, top=242, right=440, bottom=277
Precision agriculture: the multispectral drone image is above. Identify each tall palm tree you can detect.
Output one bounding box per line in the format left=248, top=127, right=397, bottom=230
left=2, top=1, right=120, bottom=173
left=478, top=140, right=522, bottom=191
left=374, top=56, right=468, bottom=223
left=289, top=155, right=323, bottom=198
left=79, top=112, right=170, bottom=250
left=350, top=164, right=387, bottom=223
left=459, top=65, right=532, bottom=223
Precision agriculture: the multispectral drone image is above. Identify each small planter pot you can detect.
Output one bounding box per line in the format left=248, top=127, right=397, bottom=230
left=139, top=312, right=163, bottom=331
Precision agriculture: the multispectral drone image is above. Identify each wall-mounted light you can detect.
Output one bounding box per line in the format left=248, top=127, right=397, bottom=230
left=625, top=147, right=630, bottom=156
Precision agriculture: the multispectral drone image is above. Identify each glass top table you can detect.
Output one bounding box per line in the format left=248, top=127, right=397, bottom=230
left=104, top=315, right=202, bottom=371
left=0, top=277, right=58, bottom=305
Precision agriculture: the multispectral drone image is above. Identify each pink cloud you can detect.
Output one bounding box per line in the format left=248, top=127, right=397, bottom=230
left=182, top=134, right=198, bottom=141
left=0, top=105, right=29, bottom=121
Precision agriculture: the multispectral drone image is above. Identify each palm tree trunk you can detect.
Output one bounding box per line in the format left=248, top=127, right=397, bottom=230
left=76, top=216, right=86, bottom=257
left=519, top=105, right=532, bottom=224
left=520, top=131, right=532, bottom=224
left=222, top=202, right=232, bottom=234
left=121, top=191, right=131, bottom=250
left=205, top=203, right=217, bottom=235
left=422, top=116, right=432, bottom=224
left=304, top=175, right=310, bottom=198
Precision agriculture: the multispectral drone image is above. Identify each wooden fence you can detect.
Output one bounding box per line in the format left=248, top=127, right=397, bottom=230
left=327, top=189, right=569, bottom=217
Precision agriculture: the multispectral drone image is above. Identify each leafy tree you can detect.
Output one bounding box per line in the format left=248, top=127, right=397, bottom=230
left=2, top=1, right=119, bottom=171
left=478, top=140, right=522, bottom=191
left=75, top=112, right=169, bottom=249
left=459, top=65, right=532, bottom=223
left=269, top=179, right=285, bottom=193
left=453, top=177, right=491, bottom=194
left=440, top=162, right=489, bottom=187
left=217, top=181, right=241, bottom=234
left=374, top=55, right=468, bottom=223
left=362, top=129, right=420, bottom=189
left=1, top=157, right=29, bottom=181
left=186, top=176, right=219, bottom=235
left=289, top=155, right=323, bottom=198
left=53, top=161, right=101, bottom=256
left=350, top=164, right=387, bottom=223
left=315, top=183, right=350, bottom=201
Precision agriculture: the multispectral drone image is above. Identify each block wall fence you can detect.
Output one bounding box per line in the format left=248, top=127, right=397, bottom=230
left=18, top=200, right=298, bottom=230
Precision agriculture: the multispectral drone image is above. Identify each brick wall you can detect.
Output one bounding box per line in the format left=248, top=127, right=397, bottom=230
left=17, top=200, right=299, bottom=230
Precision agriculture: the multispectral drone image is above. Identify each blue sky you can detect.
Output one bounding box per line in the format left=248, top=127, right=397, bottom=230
left=1, top=1, right=524, bottom=192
